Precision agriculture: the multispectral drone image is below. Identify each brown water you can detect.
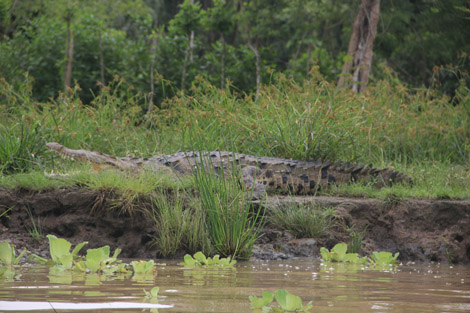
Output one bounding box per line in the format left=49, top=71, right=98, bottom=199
left=0, top=259, right=469, bottom=312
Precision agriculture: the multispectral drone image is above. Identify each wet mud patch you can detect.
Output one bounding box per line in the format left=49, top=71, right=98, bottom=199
left=0, top=187, right=158, bottom=259
left=1, top=188, right=469, bottom=264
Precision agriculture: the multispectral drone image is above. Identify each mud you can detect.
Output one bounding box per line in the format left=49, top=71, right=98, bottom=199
left=1, top=188, right=469, bottom=264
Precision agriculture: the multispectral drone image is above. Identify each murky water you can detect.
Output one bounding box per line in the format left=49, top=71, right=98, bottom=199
left=0, top=259, right=469, bottom=312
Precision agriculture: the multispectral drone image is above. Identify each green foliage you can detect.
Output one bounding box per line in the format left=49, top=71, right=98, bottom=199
left=169, top=0, right=202, bottom=36
left=41, top=234, right=88, bottom=269
left=273, top=289, right=312, bottom=312
left=193, top=156, right=264, bottom=259
left=347, top=225, right=367, bottom=254
left=0, top=116, right=47, bottom=174
left=180, top=251, right=236, bottom=267
left=151, top=191, right=188, bottom=257
left=368, top=251, right=400, bottom=266
left=249, top=291, right=274, bottom=309
left=143, top=286, right=160, bottom=299
left=320, top=243, right=367, bottom=264
left=74, top=245, right=125, bottom=274
left=249, top=289, right=312, bottom=312
left=268, top=202, right=337, bottom=239
left=131, top=260, right=155, bottom=274
left=0, top=241, right=27, bottom=266
left=24, top=206, right=43, bottom=243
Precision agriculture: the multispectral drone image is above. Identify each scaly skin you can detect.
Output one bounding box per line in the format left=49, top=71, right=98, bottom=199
left=46, top=142, right=412, bottom=194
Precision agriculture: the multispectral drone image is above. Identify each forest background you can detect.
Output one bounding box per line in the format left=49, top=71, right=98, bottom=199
left=0, top=0, right=469, bottom=199
left=1, top=0, right=469, bottom=104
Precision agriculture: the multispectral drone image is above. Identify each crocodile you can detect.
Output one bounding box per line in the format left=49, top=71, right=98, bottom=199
left=46, top=142, right=412, bottom=195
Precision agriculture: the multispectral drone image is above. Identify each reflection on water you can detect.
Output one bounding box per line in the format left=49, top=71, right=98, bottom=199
left=0, top=259, right=469, bottom=312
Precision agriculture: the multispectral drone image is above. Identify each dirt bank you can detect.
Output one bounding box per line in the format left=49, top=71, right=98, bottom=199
left=1, top=188, right=469, bottom=264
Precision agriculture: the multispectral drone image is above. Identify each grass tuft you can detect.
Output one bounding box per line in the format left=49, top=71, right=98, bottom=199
left=193, top=156, right=264, bottom=259
left=268, top=200, right=337, bottom=239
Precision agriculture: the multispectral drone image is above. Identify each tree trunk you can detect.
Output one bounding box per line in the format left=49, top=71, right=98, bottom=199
left=148, top=34, right=159, bottom=112
left=221, top=34, right=225, bottom=90
left=181, top=37, right=191, bottom=93
left=98, top=28, right=105, bottom=86
left=337, top=0, right=380, bottom=93
left=306, top=42, right=312, bottom=82
left=64, top=31, right=74, bottom=93
left=247, top=42, right=260, bottom=101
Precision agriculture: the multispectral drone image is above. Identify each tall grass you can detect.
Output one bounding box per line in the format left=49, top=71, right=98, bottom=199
left=193, top=156, right=264, bottom=259
left=0, top=116, right=47, bottom=174
left=268, top=201, right=337, bottom=239
left=1, top=71, right=469, bottom=198
left=151, top=191, right=188, bottom=257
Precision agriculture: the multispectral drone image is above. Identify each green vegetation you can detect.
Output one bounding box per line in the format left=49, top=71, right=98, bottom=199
left=249, top=289, right=312, bottom=312
left=0, top=241, right=27, bottom=266
left=347, top=225, right=367, bottom=254
left=320, top=243, right=367, bottom=264
left=368, top=251, right=400, bottom=266
left=321, top=243, right=400, bottom=267
left=31, top=235, right=88, bottom=269
left=143, top=286, right=160, bottom=299
left=268, top=201, right=337, bottom=239
left=249, top=291, right=274, bottom=309
left=131, top=260, right=156, bottom=274
left=74, top=246, right=127, bottom=274
left=193, top=158, right=264, bottom=259
left=1, top=0, right=469, bottom=266
left=180, top=251, right=236, bottom=267
left=0, top=74, right=469, bottom=199
left=24, top=206, right=43, bottom=243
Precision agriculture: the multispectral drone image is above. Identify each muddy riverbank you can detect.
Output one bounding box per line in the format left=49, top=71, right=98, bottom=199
left=1, top=187, right=469, bottom=264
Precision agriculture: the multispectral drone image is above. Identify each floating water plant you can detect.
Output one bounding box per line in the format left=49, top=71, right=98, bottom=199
left=273, top=289, right=312, bottom=312
left=0, top=241, right=27, bottom=266
left=180, top=251, right=236, bottom=267
left=144, top=286, right=160, bottom=299
left=30, top=235, right=88, bottom=269
left=131, top=260, right=156, bottom=274
left=249, top=291, right=274, bottom=309
left=249, top=289, right=312, bottom=312
left=74, top=245, right=126, bottom=274
left=320, top=243, right=367, bottom=263
left=368, top=251, right=400, bottom=265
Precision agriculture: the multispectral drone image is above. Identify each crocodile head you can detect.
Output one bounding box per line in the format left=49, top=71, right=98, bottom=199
left=46, top=142, right=139, bottom=170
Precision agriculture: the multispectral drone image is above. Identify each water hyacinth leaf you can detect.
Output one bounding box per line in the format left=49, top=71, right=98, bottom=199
left=320, top=247, right=331, bottom=261
left=144, top=286, right=160, bottom=298
left=369, top=251, right=400, bottom=265
left=0, top=242, right=13, bottom=265
left=249, top=291, right=274, bottom=309
left=193, top=251, right=207, bottom=264
left=181, top=254, right=197, bottom=267
left=131, top=260, right=155, bottom=274
left=85, top=246, right=110, bottom=273
left=274, top=289, right=289, bottom=309
left=47, top=235, right=72, bottom=264
left=71, top=241, right=88, bottom=257
left=58, top=254, right=73, bottom=269
left=150, top=286, right=159, bottom=298
left=331, top=243, right=348, bottom=261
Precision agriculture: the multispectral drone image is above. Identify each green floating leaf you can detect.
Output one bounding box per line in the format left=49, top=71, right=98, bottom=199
left=273, top=289, right=312, bottom=312
left=144, top=286, right=160, bottom=298
left=131, top=260, right=155, bottom=274
left=369, top=251, right=400, bottom=265
left=0, top=242, right=13, bottom=265
left=179, top=252, right=236, bottom=267
left=249, top=291, right=274, bottom=309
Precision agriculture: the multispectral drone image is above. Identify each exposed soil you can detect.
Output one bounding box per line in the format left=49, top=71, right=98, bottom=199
left=1, top=187, right=469, bottom=264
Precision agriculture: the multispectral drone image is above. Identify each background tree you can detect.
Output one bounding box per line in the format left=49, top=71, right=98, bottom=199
left=337, top=0, right=380, bottom=93
left=169, top=0, right=202, bottom=92
left=202, top=0, right=234, bottom=89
